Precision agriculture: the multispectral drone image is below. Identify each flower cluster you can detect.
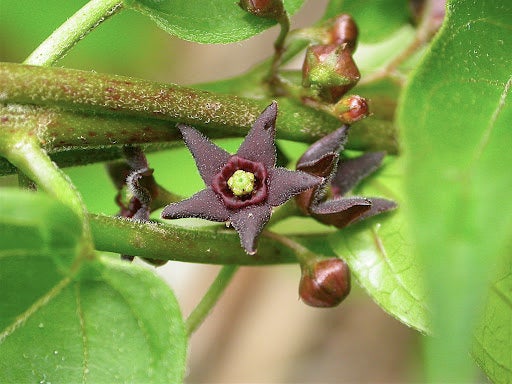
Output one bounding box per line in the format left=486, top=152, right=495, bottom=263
left=295, top=125, right=396, bottom=228
left=295, top=127, right=396, bottom=307
left=301, top=14, right=369, bottom=123
left=161, top=102, right=322, bottom=254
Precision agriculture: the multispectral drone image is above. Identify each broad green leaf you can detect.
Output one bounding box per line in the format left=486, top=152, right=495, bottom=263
left=399, top=0, right=512, bottom=381
left=0, top=189, right=187, bottom=382
left=472, top=251, right=512, bottom=384
left=0, top=256, right=187, bottom=383
left=329, top=157, right=429, bottom=332
left=124, top=0, right=304, bottom=44
left=323, top=0, right=411, bottom=43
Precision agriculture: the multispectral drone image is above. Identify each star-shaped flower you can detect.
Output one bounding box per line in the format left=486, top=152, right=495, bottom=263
left=295, top=126, right=396, bottom=227
left=162, top=102, right=323, bottom=254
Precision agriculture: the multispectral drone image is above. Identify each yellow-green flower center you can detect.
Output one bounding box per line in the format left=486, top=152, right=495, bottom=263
left=227, top=170, right=255, bottom=196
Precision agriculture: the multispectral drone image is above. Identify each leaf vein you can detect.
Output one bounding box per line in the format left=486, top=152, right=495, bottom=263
left=370, top=227, right=427, bottom=310
left=75, top=283, right=89, bottom=384
left=0, top=276, right=71, bottom=344
left=472, top=76, right=512, bottom=164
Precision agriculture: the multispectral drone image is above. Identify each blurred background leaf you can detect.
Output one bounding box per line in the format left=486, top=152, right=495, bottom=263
left=399, top=0, right=512, bottom=381
left=0, top=0, right=171, bottom=77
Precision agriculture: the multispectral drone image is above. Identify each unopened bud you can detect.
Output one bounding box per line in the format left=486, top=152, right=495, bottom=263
left=334, top=95, right=369, bottom=123
left=238, top=0, right=285, bottom=20
left=328, top=14, right=358, bottom=52
left=302, top=44, right=360, bottom=103
left=299, top=258, right=351, bottom=307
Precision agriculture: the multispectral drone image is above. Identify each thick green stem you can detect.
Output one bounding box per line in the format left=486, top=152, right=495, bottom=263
left=186, top=265, right=239, bottom=335
left=0, top=104, right=181, bottom=152
left=24, top=0, right=123, bottom=66
left=0, top=63, right=346, bottom=145
left=89, top=213, right=323, bottom=265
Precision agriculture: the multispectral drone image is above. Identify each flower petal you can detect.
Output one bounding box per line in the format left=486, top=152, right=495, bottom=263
left=296, top=152, right=339, bottom=178
left=229, top=205, right=273, bottom=254
left=310, top=197, right=372, bottom=228
left=296, top=126, right=349, bottom=169
left=267, top=168, right=323, bottom=206
left=331, top=152, right=385, bottom=197
left=161, top=188, right=230, bottom=222
left=178, top=124, right=231, bottom=186
left=236, top=102, right=277, bottom=168
left=352, top=197, right=397, bottom=223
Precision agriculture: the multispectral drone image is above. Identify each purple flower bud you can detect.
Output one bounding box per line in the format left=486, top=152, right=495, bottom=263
left=299, top=258, right=351, bottom=307
left=295, top=129, right=397, bottom=229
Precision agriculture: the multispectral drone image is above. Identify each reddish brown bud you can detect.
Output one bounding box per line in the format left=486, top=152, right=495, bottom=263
left=238, top=0, right=285, bottom=20
left=335, top=95, right=369, bottom=123
left=299, top=258, right=351, bottom=307
left=302, top=44, right=360, bottom=103
left=328, top=14, right=358, bottom=51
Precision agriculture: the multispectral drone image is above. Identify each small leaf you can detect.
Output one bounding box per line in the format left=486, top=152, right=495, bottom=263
left=329, top=157, right=429, bottom=333
left=124, top=0, right=304, bottom=44
left=0, top=256, right=187, bottom=383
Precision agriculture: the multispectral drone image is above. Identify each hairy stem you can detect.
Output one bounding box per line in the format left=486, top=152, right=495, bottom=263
left=186, top=265, right=239, bottom=335
left=0, top=63, right=398, bottom=153
left=89, top=213, right=322, bottom=265
left=24, top=0, right=123, bottom=66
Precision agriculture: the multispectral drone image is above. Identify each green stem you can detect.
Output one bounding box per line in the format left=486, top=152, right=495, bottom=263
left=0, top=63, right=398, bottom=153
left=0, top=135, right=94, bottom=259
left=262, top=230, right=316, bottom=265
left=266, top=12, right=291, bottom=86
left=24, top=0, right=123, bottom=66
left=186, top=265, right=239, bottom=335
left=88, top=213, right=336, bottom=265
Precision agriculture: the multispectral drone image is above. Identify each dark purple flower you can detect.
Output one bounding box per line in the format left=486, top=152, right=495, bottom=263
left=162, top=102, right=323, bottom=254
left=296, top=126, right=397, bottom=228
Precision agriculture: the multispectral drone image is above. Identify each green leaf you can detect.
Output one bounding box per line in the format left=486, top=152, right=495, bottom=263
left=0, top=256, right=187, bottom=383
left=329, top=157, right=429, bottom=332
left=472, top=252, right=512, bottom=383
left=0, top=190, right=187, bottom=382
left=323, top=0, right=411, bottom=43
left=0, top=188, right=82, bottom=272
left=399, top=0, right=512, bottom=381
left=124, top=0, right=304, bottom=44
